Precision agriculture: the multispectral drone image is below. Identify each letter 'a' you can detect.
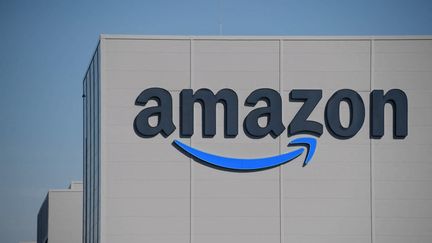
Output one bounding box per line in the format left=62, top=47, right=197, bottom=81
left=134, top=88, right=176, bottom=138
left=244, top=88, right=285, bottom=138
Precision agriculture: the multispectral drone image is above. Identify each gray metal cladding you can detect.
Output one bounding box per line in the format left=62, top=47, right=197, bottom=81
left=83, top=45, right=101, bottom=243
left=83, top=36, right=432, bottom=243
left=37, top=188, right=83, bottom=243
left=37, top=196, right=48, bottom=243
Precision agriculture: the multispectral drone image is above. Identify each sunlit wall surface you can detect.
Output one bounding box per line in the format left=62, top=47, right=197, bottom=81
left=37, top=182, right=83, bottom=243
left=83, top=36, right=432, bottom=243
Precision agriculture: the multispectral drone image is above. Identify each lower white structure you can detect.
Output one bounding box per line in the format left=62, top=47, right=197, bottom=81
left=83, top=36, right=432, bottom=243
left=37, top=182, right=83, bottom=243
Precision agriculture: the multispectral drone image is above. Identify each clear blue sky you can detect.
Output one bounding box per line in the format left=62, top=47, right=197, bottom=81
left=0, top=0, right=431, bottom=242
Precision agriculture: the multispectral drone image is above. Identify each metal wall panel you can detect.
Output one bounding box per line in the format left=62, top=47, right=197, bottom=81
left=191, top=40, right=280, bottom=243
left=84, top=36, right=432, bottom=243
left=372, top=40, right=432, bottom=243
left=48, top=191, right=83, bottom=243
left=83, top=45, right=101, bottom=243
left=281, top=40, right=372, bottom=243
left=37, top=196, right=48, bottom=243
left=100, top=39, right=191, bottom=243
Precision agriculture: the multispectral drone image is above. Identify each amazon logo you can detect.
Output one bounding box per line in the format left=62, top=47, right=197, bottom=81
left=133, top=88, right=408, bottom=171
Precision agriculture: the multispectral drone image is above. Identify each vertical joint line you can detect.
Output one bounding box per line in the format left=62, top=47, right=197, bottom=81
left=189, top=38, right=193, bottom=243
left=278, top=39, right=283, bottom=243
left=369, top=39, right=374, bottom=243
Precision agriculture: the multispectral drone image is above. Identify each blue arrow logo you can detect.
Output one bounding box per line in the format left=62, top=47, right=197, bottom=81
left=173, top=137, right=317, bottom=171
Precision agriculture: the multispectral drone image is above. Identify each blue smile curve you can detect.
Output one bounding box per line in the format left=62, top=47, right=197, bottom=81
left=173, top=137, right=317, bottom=171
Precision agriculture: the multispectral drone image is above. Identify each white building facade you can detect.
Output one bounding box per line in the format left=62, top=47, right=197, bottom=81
left=83, top=36, right=432, bottom=243
left=37, top=182, right=83, bottom=243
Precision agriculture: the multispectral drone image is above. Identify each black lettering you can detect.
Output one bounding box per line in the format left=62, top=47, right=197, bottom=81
left=134, top=88, right=176, bottom=138
left=244, top=88, right=285, bottom=138
left=325, top=89, right=365, bottom=139
left=370, top=89, right=408, bottom=139
left=288, top=89, right=323, bottom=136
left=180, top=89, right=238, bottom=137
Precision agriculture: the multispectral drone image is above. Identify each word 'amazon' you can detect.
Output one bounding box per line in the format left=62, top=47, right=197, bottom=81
left=134, top=88, right=408, bottom=139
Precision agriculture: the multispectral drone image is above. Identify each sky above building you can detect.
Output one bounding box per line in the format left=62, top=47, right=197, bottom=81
left=0, top=0, right=431, bottom=242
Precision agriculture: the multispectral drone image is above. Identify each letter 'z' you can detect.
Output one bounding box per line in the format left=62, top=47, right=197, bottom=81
left=134, top=88, right=176, bottom=137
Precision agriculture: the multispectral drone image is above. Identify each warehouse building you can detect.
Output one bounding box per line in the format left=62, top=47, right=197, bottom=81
left=37, top=182, right=83, bottom=243
left=82, top=35, right=432, bottom=243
